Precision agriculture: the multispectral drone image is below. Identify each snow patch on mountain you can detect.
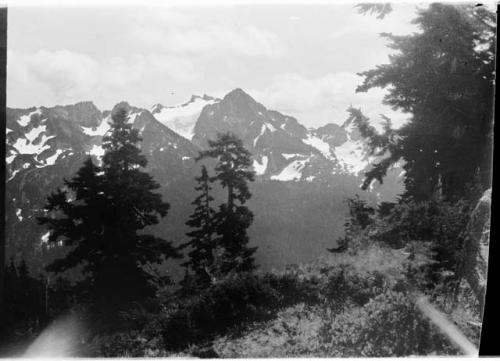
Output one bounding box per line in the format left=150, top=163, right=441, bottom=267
left=12, top=123, right=54, bottom=155
left=18, top=109, right=41, bottom=127
left=90, top=144, right=105, bottom=158
left=82, top=116, right=111, bottom=136
left=253, top=155, right=268, bottom=176
left=303, top=134, right=332, bottom=160
left=330, top=119, right=376, bottom=175
left=8, top=169, right=20, bottom=181
left=6, top=154, right=16, bottom=164
left=271, top=158, right=309, bottom=181
left=16, top=208, right=23, bottom=221
left=282, top=153, right=303, bottom=160
left=253, top=124, right=267, bottom=147
left=44, top=149, right=66, bottom=166
left=152, top=95, right=218, bottom=140
left=41, top=231, right=50, bottom=244
left=128, top=111, right=141, bottom=124
left=265, top=122, right=277, bottom=132
left=334, top=139, right=369, bottom=175
left=25, top=123, right=47, bottom=143
left=368, top=179, right=378, bottom=192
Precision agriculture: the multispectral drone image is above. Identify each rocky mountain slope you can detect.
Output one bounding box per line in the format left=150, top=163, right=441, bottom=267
left=192, top=89, right=404, bottom=188
left=5, top=89, right=404, bottom=276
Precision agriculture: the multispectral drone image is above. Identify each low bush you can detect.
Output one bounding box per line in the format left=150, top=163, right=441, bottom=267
left=324, top=264, right=388, bottom=305
left=320, top=290, right=457, bottom=356
left=213, top=303, right=325, bottom=358
left=263, top=267, right=323, bottom=306
left=371, top=198, right=471, bottom=281
left=161, top=272, right=280, bottom=350
left=87, top=330, right=166, bottom=357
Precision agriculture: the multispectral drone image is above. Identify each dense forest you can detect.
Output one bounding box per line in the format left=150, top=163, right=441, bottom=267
left=0, top=3, right=495, bottom=357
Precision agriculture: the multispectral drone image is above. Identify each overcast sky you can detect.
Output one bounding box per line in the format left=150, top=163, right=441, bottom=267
left=7, top=3, right=425, bottom=128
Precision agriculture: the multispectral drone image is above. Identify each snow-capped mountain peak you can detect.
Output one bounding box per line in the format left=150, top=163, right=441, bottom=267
left=151, top=94, right=220, bottom=141
left=6, top=89, right=404, bottom=203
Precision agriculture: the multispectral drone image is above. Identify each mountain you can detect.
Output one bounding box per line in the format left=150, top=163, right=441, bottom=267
left=151, top=94, right=220, bottom=141
left=193, top=88, right=404, bottom=192
left=5, top=90, right=403, bottom=278
left=193, top=89, right=322, bottom=180
left=5, top=101, right=201, bottom=276
left=6, top=101, right=199, bottom=186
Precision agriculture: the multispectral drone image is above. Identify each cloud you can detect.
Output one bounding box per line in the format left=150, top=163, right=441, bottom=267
left=131, top=9, right=285, bottom=58
left=8, top=50, right=100, bottom=106
left=8, top=50, right=99, bottom=98
left=7, top=49, right=200, bottom=109
left=7, top=6, right=287, bottom=110
left=6, top=5, right=417, bottom=121
left=330, top=3, right=420, bottom=40
left=251, top=72, right=409, bottom=129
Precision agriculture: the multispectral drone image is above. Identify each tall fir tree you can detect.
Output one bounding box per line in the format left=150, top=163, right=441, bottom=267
left=354, top=4, right=495, bottom=201
left=37, top=107, right=179, bottom=309
left=197, top=133, right=257, bottom=275
left=180, top=165, right=217, bottom=286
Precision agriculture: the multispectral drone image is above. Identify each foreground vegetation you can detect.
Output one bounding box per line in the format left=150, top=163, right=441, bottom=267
left=1, top=193, right=484, bottom=357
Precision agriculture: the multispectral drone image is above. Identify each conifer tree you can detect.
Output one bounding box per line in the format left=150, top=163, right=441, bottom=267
left=198, top=133, right=257, bottom=275
left=180, top=165, right=217, bottom=286
left=354, top=4, right=495, bottom=201
left=37, top=107, right=179, bottom=309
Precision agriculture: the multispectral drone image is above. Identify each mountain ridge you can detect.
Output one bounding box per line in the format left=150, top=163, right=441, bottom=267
left=5, top=88, right=404, bottom=277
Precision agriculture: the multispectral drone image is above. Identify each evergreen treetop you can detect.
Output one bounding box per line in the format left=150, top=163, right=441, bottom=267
left=37, top=107, right=179, bottom=308
left=198, top=133, right=255, bottom=209
left=180, top=165, right=217, bottom=286
left=195, top=133, right=257, bottom=275
left=354, top=4, right=495, bottom=201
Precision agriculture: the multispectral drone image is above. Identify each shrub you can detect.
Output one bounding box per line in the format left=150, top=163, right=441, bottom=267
left=263, top=268, right=323, bottom=306
left=372, top=198, right=469, bottom=270
left=213, top=303, right=325, bottom=358
left=88, top=330, right=166, bottom=357
left=342, top=196, right=473, bottom=293
left=321, top=265, right=387, bottom=309
left=320, top=290, right=457, bottom=356
left=161, top=273, right=280, bottom=350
